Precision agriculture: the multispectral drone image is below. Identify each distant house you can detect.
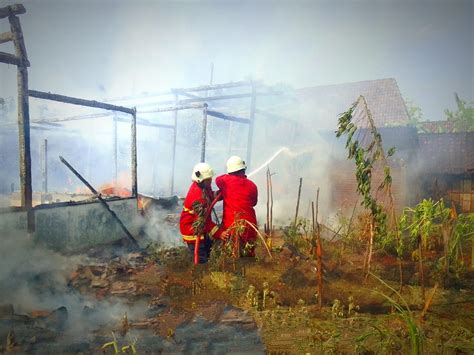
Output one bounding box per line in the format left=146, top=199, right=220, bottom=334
left=418, top=132, right=474, bottom=213
left=296, top=78, right=410, bottom=129
left=294, top=78, right=415, bottom=213
left=255, top=78, right=471, bottom=218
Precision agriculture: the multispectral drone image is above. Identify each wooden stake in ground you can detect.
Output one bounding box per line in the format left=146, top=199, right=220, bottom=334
left=266, top=168, right=270, bottom=236
left=294, top=177, right=303, bottom=226
left=265, top=167, right=274, bottom=241
left=420, top=282, right=438, bottom=321
left=364, top=218, right=375, bottom=282
left=314, top=187, right=323, bottom=310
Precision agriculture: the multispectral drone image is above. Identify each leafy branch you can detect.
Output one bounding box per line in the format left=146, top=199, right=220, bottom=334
left=336, top=96, right=399, bottom=281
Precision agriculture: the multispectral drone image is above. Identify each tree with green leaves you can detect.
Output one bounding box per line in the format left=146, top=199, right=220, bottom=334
left=444, top=93, right=474, bottom=132
left=404, top=97, right=423, bottom=126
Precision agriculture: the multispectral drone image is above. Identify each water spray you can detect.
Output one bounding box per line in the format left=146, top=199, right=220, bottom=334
left=247, top=147, right=290, bottom=178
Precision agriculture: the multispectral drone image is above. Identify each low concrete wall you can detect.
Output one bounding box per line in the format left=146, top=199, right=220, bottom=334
left=0, top=198, right=141, bottom=252
left=0, top=208, right=27, bottom=232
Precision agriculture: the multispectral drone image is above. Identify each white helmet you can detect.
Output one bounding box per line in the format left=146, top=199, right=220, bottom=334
left=226, top=155, right=246, bottom=173
left=191, top=162, right=214, bottom=183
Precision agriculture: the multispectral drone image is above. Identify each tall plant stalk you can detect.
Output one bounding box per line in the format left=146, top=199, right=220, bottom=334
left=336, top=96, right=399, bottom=283
left=314, top=187, right=323, bottom=310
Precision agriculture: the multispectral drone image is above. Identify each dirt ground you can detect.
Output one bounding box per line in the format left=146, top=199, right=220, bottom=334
left=1, top=228, right=473, bottom=354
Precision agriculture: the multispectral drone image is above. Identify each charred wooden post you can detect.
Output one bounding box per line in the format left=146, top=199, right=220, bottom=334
left=5, top=6, right=34, bottom=231
left=170, top=94, right=179, bottom=195
left=294, top=177, right=303, bottom=225
left=41, top=139, right=48, bottom=198
left=200, top=103, right=208, bottom=163
left=59, top=156, right=139, bottom=247
left=113, top=117, right=118, bottom=191
left=0, top=4, right=26, bottom=19
left=131, top=108, right=138, bottom=197
left=246, top=81, right=256, bottom=170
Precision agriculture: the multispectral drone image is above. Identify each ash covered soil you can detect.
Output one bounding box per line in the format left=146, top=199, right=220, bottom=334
left=1, top=228, right=474, bottom=354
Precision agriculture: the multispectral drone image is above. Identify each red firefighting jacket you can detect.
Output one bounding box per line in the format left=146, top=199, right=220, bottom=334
left=215, top=173, right=258, bottom=242
left=179, top=182, right=220, bottom=244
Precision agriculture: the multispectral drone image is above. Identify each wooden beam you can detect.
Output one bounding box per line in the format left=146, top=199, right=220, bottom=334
left=114, top=116, right=174, bottom=129
left=32, top=112, right=114, bottom=124
left=29, top=90, right=135, bottom=115
left=0, top=4, right=26, bottom=19
left=8, top=14, right=29, bottom=64
left=0, top=31, right=13, bottom=44
left=171, top=89, right=202, bottom=99
left=139, top=103, right=205, bottom=113
left=144, top=91, right=280, bottom=108
left=207, top=110, right=250, bottom=124
left=0, top=51, right=21, bottom=66
left=173, top=81, right=252, bottom=93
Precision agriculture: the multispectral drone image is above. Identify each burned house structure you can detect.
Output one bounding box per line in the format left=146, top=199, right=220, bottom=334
left=0, top=4, right=282, bottom=251
left=1, top=4, right=470, bottom=252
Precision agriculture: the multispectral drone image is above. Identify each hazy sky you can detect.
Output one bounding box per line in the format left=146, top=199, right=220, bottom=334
left=1, top=0, right=472, bottom=120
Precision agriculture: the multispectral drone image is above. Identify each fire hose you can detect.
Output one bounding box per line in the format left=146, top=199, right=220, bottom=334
left=194, top=192, right=222, bottom=265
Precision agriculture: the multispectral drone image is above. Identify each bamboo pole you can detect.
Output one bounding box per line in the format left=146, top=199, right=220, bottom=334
left=294, top=177, right=303, bottom=225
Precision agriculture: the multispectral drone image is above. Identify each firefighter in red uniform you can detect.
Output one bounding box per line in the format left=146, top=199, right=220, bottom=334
left=180, top=163, right=223, bottom=263
left=216, top=156, right=258, bottom=257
